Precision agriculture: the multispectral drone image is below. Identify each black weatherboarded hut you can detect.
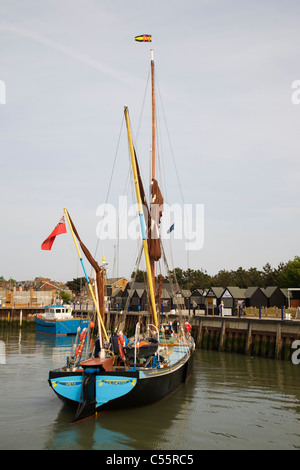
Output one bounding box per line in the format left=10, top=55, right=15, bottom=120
left=244, top=287, right=267, bottom=308
left=262, top=286, right=288, bottom=308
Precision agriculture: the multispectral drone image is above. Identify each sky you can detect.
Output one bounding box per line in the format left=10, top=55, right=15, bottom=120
left=1, top=0, right=300, bottom=283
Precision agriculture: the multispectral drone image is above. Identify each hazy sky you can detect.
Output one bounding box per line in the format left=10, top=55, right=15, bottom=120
left=1, top=0, right=300, bottom=283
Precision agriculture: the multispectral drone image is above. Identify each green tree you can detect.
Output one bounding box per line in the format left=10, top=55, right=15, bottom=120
left=59, top=290, right=73, bottom=303
left=66, top=277, right=87, bottom=295
left=278, top=256, right=300, bottom=287
left=187, top=269, right=211, bottom=290
left=247, top=267, right=263, bottom=287
left=169, top=268, right=211, bottom=290
left=262, top=263, right=277, bottom=287
left=232, top=267, right=249, bottom=288
left=211, top=269, right=234, bottom=288
left=131, top=270, right=147, bottom=282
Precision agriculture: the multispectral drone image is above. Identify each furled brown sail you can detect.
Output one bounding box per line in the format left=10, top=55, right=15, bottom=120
left=149, top=178, right=163, bottom=261
left=134, top=151, right=164, bottom=262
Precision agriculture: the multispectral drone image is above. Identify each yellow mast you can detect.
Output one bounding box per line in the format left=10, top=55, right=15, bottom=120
left=63, top=208, right=109, bottom=343
left=124, top=106, right=159, bottom=329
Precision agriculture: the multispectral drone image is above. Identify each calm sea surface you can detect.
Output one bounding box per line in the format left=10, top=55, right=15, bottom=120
left=0, top=328, right=299, bottom=450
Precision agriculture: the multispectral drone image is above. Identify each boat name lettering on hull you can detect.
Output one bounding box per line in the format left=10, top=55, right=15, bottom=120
left=52, top=380, right=82, bottom=387
left=99, top=379, right=136, bottom=386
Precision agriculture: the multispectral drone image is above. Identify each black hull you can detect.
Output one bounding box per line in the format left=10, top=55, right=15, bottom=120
left=49, top=349, right=194, bottom=418
left=101, top=350, right=194, bottom=411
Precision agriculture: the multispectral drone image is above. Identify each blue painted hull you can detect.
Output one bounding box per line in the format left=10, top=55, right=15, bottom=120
left=48, top=344, right=194, bottom=420
left=35, top=317, right=89, bottom=336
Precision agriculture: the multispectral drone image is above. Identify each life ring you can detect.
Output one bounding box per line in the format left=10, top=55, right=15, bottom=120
left=119, top=332, right=126, bottom=346
left=80, top=329, right=87, bottom=342
left=75, top=343, right=84, bottom=358
left=75, top=328, right=87, bottom=358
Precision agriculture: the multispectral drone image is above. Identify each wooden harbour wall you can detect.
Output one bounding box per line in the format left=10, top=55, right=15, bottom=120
left=0, top=307, right=300, bottom=361
left=191, top=316, right=300, bottom=361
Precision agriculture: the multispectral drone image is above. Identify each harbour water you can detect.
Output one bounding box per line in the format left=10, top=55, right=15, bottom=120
left=0, top=328, right=299, bottom=450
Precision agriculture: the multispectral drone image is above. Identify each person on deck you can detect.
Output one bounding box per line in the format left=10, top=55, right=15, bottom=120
left=111, top=330, right=120, bottom=355
left=172, top=317, right=179, bottom=334
left=94, top=337, right=101, bottom=358
left=164, top=323, right=173, bottom=337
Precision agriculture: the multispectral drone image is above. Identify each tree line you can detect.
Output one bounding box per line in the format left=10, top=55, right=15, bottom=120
left=3, top=256, right=299, bottom=295
left=133, top=256, right=300, bottom=291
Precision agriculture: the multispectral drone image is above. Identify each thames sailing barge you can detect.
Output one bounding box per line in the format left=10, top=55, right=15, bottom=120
left=48, top=50, right=195, bottom=422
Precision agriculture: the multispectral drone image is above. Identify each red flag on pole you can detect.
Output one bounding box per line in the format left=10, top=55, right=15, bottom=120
left=41, top=215, right=67, bottom=250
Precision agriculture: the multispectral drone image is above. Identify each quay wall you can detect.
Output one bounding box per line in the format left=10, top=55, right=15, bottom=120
left=0, top=307, right=299, bottom=361
left=190, top=316, right=300, bottom=361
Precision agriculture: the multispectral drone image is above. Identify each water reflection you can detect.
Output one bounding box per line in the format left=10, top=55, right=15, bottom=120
left=188, top=350, right=300, bottom=450
left=45, top=366, right=197, bottom=450
left=45, top=407, right=133, bottom=450
left=35, top=333, right=75, bottom=364
left=1, top=329, right=300, bottom=450
left=198, top=350, right=300, bottom=412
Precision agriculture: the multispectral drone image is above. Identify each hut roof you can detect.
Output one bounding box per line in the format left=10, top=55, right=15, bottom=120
left=222, top=286, right=246, bottom=299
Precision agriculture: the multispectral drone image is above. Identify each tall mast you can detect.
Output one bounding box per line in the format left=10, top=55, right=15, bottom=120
left=150, top=49, right=156, bottom=296
left=151, top=49, right=155, bottom=180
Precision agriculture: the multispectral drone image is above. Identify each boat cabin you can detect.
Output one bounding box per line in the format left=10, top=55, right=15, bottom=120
left=43, top=305, right=73, bottom=319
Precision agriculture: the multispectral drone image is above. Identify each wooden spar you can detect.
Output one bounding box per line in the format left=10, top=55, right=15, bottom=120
left=63, top=208, right=109, bottom=343
left=124, top=106, right=159, bottom=329
left=101, top=264, right=106, bottom=341
left=94, top=268, right=103, bottom=348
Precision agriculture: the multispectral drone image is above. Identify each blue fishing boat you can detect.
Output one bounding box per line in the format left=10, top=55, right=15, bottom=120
left=35, top=304, right=89, bottom=336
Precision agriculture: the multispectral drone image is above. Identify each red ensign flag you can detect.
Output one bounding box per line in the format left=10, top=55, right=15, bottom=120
left=41, top=215, right=67, bottom=250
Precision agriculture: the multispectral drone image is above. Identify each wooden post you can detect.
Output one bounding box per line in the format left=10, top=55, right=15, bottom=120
left=195, top=318, right=203, bottom=347
left=275, top=322, right=282, bottom=359
left=219, top=320, right=226, bottom=351
left=245, top=321, right=252, bottom=355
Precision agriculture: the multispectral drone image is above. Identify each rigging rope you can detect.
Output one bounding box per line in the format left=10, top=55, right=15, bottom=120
left=93, top=115, right=124, bottom=262
left=156, top=75, right=185, bottom=206
left=155, top=73, right=190, bottom=270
